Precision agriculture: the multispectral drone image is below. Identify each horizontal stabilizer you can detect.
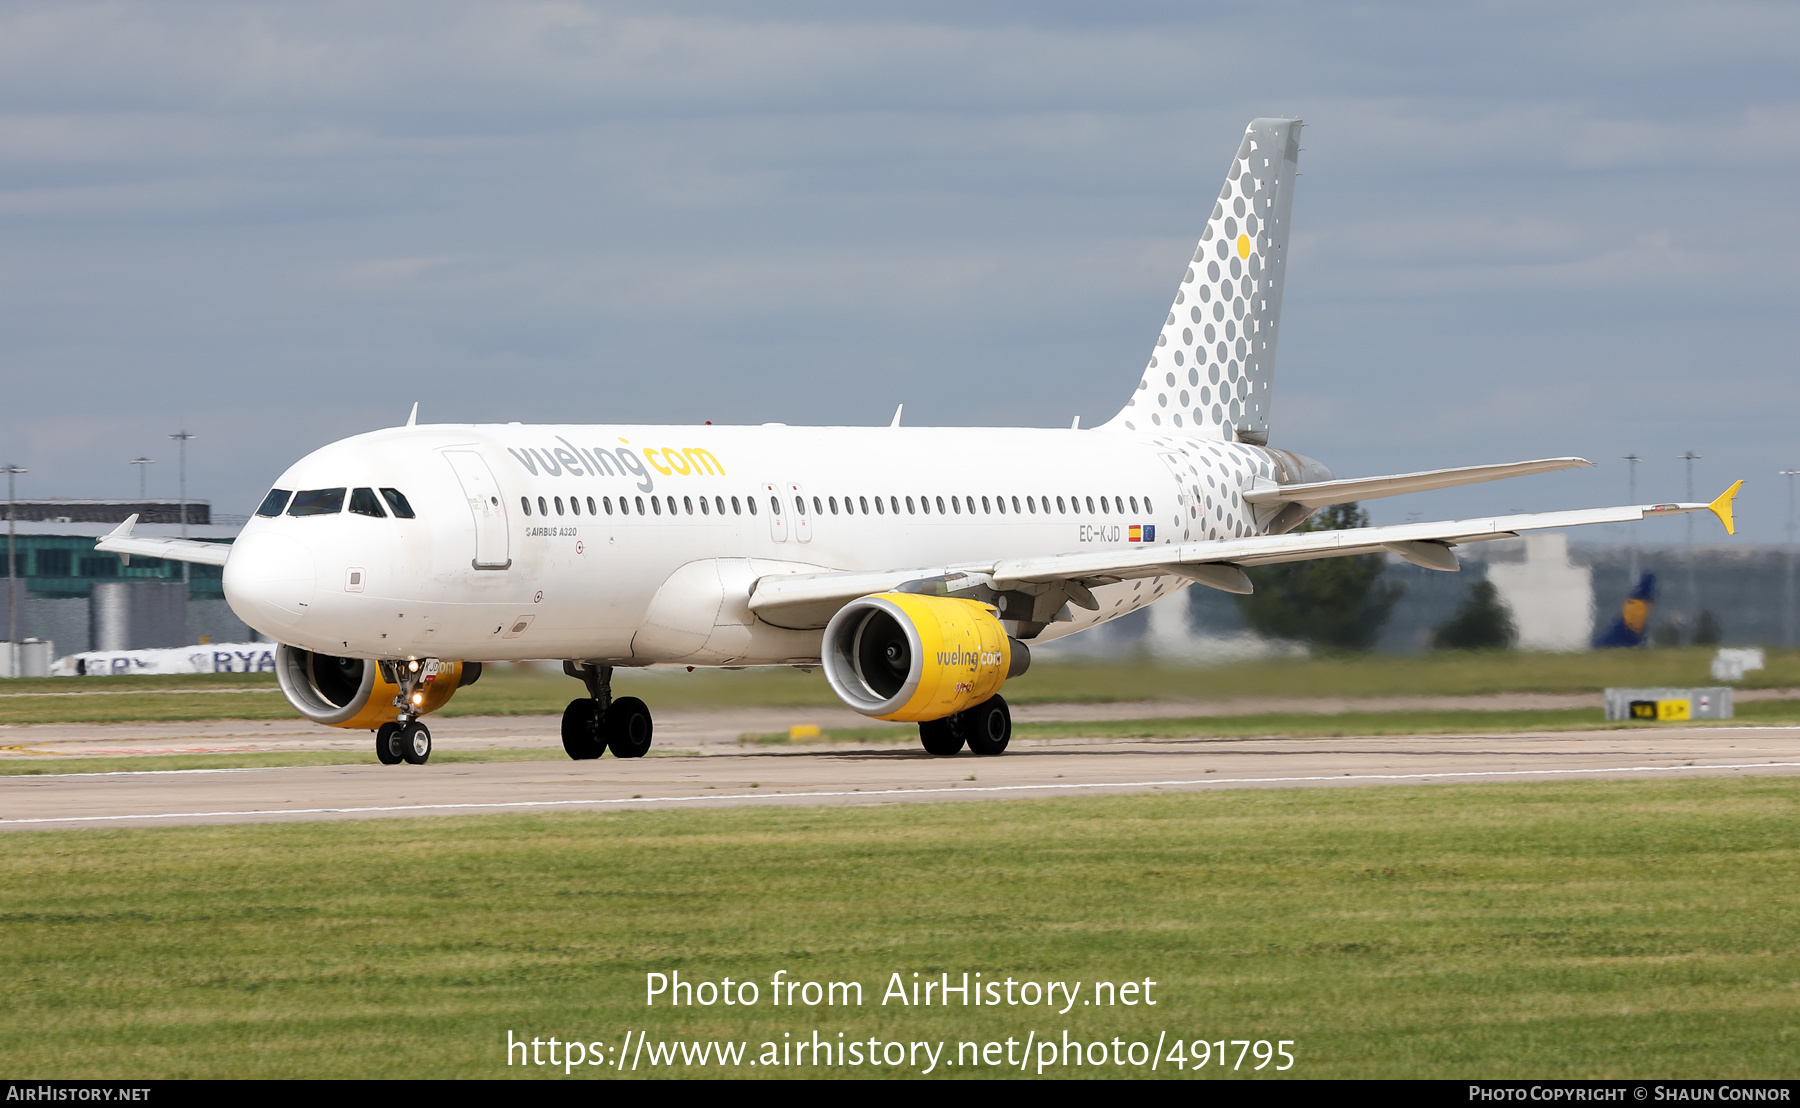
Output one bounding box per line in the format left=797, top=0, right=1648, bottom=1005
left=93, top=515, right=232, bottom=567
left=1243, top=457, right=1591, bottom=508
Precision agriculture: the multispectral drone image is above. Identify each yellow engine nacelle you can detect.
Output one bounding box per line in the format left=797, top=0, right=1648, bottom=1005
left=274, top=644, right=478, bottom=729
left=822, top=593, right=1025, bottom=722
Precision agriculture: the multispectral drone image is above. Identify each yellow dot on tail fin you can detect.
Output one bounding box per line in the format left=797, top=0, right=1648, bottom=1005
left=1236, top=234, right=1250, bottom=259
left=1708, top=479, right=1744, bottom=535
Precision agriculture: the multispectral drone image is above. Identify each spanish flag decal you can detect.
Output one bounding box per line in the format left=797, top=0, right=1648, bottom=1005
left=1129, top=525, right=1142, bottom=542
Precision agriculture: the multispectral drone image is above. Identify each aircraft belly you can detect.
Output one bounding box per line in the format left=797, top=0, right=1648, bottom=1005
left=633, top=557, right=827, bottom=665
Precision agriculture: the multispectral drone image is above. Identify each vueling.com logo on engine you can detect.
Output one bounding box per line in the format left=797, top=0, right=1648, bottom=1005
left=936, top=647, right=1006, bottom=668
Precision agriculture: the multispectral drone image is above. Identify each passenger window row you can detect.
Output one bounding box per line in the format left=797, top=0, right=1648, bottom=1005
left=257, top=487, right=416, bottom=519
left=812, top=493, right=1155, bottom=518
left=518, top=492, right=1154, bottom=519
left=522, top=493, right=757, bottom=518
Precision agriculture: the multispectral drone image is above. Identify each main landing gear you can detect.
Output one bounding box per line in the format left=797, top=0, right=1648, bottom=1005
left=561, top=661, right=654, bottom=760
left=918, top=694, right=1011, bottom=757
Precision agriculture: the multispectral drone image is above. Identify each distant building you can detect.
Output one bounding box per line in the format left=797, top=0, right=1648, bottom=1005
left=3, top=498, right=217, bottom=525
left=1482, top=534, right=1595, bottom=651
left=1, top=500, right=253, bottom=655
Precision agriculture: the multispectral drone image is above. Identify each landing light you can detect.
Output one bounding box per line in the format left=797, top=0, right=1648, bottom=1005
left=411, top=692, right=424, bottom=706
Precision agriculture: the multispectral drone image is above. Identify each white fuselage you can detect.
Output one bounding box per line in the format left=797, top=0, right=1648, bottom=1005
left=223, top=423, right=1303, bottom=665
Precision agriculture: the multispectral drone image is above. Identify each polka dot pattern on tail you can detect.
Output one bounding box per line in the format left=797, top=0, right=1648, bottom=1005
left=1102, top=119, right=1301, bottom=440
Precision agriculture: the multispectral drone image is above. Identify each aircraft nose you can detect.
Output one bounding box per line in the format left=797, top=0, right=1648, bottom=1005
left=224, top=532, right=316, bottom=634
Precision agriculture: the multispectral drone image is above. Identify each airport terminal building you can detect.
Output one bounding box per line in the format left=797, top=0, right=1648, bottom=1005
left=1, top=499, right=256, bottom=657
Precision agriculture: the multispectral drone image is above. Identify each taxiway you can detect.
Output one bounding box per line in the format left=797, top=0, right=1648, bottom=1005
left=5, top=723, right=1796, bottom=830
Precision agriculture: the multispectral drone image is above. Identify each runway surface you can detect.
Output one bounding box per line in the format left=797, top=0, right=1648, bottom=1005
left=5, top=724, right=1798, bottom=830
left=7, top=689, right=1798, bottom=760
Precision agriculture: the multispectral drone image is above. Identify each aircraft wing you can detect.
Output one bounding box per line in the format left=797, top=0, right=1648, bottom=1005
left=93, top=514, right=232, bottom=567
left=1242, top=457, right=1591, bottom=509
left=747, top=484, right=1741, bottom=626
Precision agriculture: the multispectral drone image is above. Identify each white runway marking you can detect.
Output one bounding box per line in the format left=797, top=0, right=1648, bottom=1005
left=0, top=687, right=281, bottom=699
left=7, top=760, right=1798, bottom=827
left=4, top=766, right=263, bottom=779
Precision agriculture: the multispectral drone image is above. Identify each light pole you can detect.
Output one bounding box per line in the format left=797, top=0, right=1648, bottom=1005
left=1623, top=453, right=1642, bottom=582
left=1783, top=469, right=1799, bottom=649
left=1678, top=450, right=1701, bottom=634
left=170, top=430, right=194, bottom=587
left=3, top=464, right=25, bottom=677
left=130, top=457, right=154, bottom=500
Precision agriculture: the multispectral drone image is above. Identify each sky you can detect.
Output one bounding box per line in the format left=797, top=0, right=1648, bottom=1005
left=1, top=1, right=1795, bottom=544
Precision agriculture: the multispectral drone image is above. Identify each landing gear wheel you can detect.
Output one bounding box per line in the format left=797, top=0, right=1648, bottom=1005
left=399, top=721, right=432, bottom=765
left=603, top=696, right=653, bottom=758
left=375, top=722, right=403, bottom=765
left=561, top=698, right=604, bottom=760
left=961, top=695, right=1011, bottom=756
left=919, top=718, right=965, bottom=756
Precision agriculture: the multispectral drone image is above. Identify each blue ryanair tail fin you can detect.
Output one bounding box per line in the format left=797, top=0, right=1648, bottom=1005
left=1594, top=573, right=1658, bottom=648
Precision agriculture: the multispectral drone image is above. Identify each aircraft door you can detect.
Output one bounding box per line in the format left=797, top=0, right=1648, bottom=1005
left=786, top=483, right=813, bottom=543
left=762, top=482, right=788, bottom=543
left=444, top=450, right=513, bottom=569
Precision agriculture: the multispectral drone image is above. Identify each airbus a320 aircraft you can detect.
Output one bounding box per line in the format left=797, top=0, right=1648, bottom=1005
left=98, top=118, right=1740, bottom=766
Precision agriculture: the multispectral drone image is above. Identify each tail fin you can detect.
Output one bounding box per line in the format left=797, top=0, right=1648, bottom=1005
left=1103, top=118, right=1302, bottom=444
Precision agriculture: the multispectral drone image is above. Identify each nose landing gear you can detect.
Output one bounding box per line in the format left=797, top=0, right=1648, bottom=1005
left=561, top=662, right=654, bottom=760
left=372, top=658, right=438, bottom=765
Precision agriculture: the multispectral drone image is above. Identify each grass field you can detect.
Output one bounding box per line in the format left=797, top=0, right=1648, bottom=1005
left=3, top=777, right=1798, bottom=1078
left=1, top=646, right=1794, bottom=725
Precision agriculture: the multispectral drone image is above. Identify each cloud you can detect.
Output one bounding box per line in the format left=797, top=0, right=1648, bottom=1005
left=0, top=1, right=1794, bottom=542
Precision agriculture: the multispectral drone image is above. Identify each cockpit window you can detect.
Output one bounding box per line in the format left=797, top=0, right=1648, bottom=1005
left=348, top=488, right=387, bottom=518
left=288, top=488, right=346, bottom=516
left=256, top=489, right=292, bottom=517
left=379, top=488, right=416, bottom=518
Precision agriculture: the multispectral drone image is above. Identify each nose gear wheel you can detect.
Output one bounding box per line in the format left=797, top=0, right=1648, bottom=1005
left=375, top=721, right=403, bottom=765
left=399, top=721, right=432, bottom=764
